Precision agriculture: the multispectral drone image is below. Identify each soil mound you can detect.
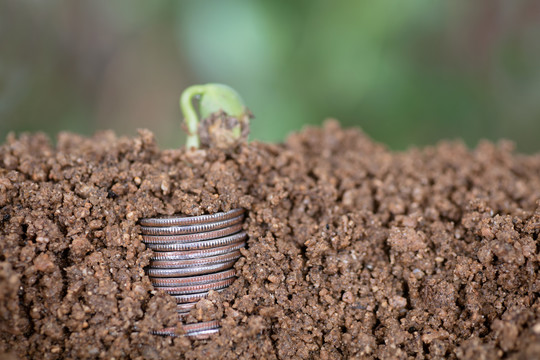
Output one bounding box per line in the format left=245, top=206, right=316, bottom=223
left=1, top=121, right=539, bottom=359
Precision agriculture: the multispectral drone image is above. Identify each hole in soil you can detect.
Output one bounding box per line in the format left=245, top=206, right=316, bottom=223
left=299, top=244, right=309, bottom=274
left=287, top=294, right=293, bottom=301
left=107, top=189, right=118, bottom=199
left=381, top=241, right=391, bottom=265
left=478, top=315, right=492, bottom=338
left=59, top=248, right=71, bottom=299
left=456, top=284, right=467, bottom=311
left=402, top=280, right=411, bottom=310
left=371, top=305, right=381, bottom=334
left=62, top=325, right=69, bottom=340
left=423, top=342, right=430, bottom=355
left=20, top=224, right=28, bottom=246
left=19, top=290, right=35, bottom=337
left=371, top=185, right=380, bottom=214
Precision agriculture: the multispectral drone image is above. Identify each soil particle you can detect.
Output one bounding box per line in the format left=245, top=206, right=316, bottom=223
left=198, top=109, right=251, bottom=150
left=1, top=121, right=539, bottom=359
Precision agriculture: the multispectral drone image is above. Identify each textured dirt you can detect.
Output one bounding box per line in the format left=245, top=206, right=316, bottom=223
left=0, top=120, right=539, bottom=359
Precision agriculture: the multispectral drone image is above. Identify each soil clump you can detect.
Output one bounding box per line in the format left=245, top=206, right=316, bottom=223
left=0, top=121, right=539, bottom=359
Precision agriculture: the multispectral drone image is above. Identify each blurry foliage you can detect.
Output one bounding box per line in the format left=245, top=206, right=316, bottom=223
left=1, top=0, right=540, bottom=152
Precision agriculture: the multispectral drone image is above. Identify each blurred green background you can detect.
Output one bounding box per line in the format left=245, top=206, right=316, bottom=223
left=1, top=0, right=540, bottom=151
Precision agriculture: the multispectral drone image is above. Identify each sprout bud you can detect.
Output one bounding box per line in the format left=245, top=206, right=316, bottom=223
left=180, top=83, right=252, bottom=150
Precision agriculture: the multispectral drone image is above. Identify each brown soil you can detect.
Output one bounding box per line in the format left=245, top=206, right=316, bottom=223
left=1, top=120, right=539, bottom=359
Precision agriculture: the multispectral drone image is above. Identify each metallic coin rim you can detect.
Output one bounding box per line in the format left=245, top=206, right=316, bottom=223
left=173, top=289, right=224, bottom=303
left=185, top=328, right=220, bottom=339
left=140, top=208, right=244, bottom=227
left=145, top=232, right=247, bottom=252
left=146, top=261, right=236, bottom=278
left=151, top=241, right=245, bottom=261
left=151, top=328, right=220, bottom=338
left=141, top=215, right=244, bottom=236
left=150, top=242, right=245, bottom=261
left=183, top=320, right=221, bottom=332
left=151, top=329, right=178, bottom=337
left=142, top=223, right=243, bottom=244
left=152, top=322, right=220, bottom=338
left=156, top=277, right=235, bottom=295
left=177, top=302, right=197, bottom=312
left=150, top=250, right=241, bottom=269
left=151, top=269, right=237, bottom=287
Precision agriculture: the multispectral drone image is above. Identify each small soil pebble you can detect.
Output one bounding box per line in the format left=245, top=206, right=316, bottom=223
left=1, top=121, right=539, bottom=359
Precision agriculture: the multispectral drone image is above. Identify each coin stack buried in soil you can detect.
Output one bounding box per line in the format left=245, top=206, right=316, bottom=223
left=140, top=208, right=246, bottom=338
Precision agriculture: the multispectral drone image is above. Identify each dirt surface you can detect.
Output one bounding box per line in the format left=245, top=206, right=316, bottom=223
left=1, top=120, right=539, bottom=359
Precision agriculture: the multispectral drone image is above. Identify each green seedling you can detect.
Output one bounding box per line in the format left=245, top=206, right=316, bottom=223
left=180, top=83, right=251, bottom=150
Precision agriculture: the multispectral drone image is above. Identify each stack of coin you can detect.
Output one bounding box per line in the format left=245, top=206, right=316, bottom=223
left=140, top=208, right=246, bottom=337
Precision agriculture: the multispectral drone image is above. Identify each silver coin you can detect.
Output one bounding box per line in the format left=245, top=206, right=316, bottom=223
left=184, top=320, right=221, bottom=332
left=152, top=328, right=220, bottom=338
left=150, top=250, right=241, bottom=269
left=152, top=320, right=220, bottom=338
left=142, top=223, right=243, bottom=244
left=177, top=302, right=197, bottom=313
left=150, top=269, right=237, bottom=287
left=151, top=328, right=177, bottom=337
left=185, top=328, right=220, bottom=339
left=156, top=277, right=235, bottom=295
left=145, top=231, right=247, bottom=252
left=146, top=261, right=237, bottom=278
left=140, top=208, right=244, bottom=227
left=150, top=242, right=245, bottom=261
left=173, top=289, right=224, bottom=304
left=140, top=215, right=244, bottom=236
